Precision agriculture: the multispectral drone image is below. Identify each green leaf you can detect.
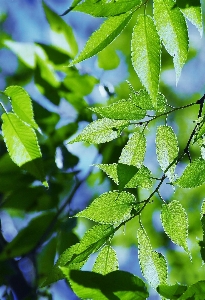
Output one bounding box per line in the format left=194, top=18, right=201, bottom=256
left=61, top=0, right=83, bottom=16
left=137, top=226, right=168, bottom=288
left=1, top=113, right=47, bottom=187
left=74, top=0, right=141, bottom=17
left=98, top=47, right=120, bottom=70
left=0, top=212, right=55, bottom=260
left=119, top=130, right=146, bottom=167
left=76, top=191, right=136, bottom=224
left=61, top=269, right=149, bottom=300
left=161, top=200, right=189, bottom=254
left=69, top=119, right=129, bottom=144
left=157, top=283, right=187, bottom=299
left=156, top=125, right=178, bottom=181
left=69, top=11, right=133, bottom=66
left=91, top=99, right=146, bottom=120
left=175, top=159, right=205, bottom=188
left=4, top=86, right=39, bottom=129
left=93, top=245, right=119, bottom=275
left=43, top=2, right=78, bottom=57
left=95, top=163, right=152, bottom=189
left=153, top=0, right=188, bottom=82
left=131, top=15, right=161, bottom=104
left=42, top=224, right=114, bottom=286
left=176, top=0, right=203, bottom=36
left=178, top=281, right=205, bottom=299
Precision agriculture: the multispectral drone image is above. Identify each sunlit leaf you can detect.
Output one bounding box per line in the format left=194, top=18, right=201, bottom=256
left=98, top=47, right=120, bottom=70
left=4, top=86, right=39, bottom=129
left=131, top=14, right=161, bottom=104
left=76, top=191, right=136, bottom=224
left=153, top=0, right=188, bottom=82
left=42, top=224, right=114, bottom=286
left=69, top=11, right=133, bottom=66
left=176, top=0, right=202, bottom=36
left=178, top=281, right=205, bottom=299
left=93, top=245, right=119, bottom=275
left=175, top=159, right=205, bottom=188
left=74, top=0, right=141, bottom=17
left=156, top=125, right=178, bottom=181
left=161, top=200, right=189, bottom=254
left=137, top=225, right=167, bottom=288
left=61, top=269, right=149, bottom=300
left=69, top=119, right=129, bottom=144
left=119, top=130, right=146, bottom=167
left=1, top=113, right=47, bottom=187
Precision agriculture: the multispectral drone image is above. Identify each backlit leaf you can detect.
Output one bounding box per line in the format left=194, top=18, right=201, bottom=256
left=137, top=226, right=167, bottom=288
left=69, top=11, right=133, bottom=66
left=178, top=281, right=205, bottom=300
left=4, top=86, right=38, bottom=129
left=131, top=15, right=161, bottom=105
left=176, top=0, right=202, bottom=36
left=175, top=159, right=205, bottom=188
left=153, top=0, right=188, bottom=82
left=93, top=245, right=119, bottom=275
left=156, top=125, right=178, bottom=181
left=76, top=191, right=136, bottom=224
left=42, top=224, right=114, bottom=286
left=1, top=113, right=47, bottom=187
left=119, top=130, right=146, bottom=167
left=161, top=200, right=189, bottom=254
left=74, top=0, right=141, bottom=17
left=61, top=269, right=149, bottom=300
left=69, top=119, right=129, bottom=144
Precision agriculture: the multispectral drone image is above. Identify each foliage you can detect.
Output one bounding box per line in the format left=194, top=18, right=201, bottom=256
left=0, top=0, right=205, bottom=299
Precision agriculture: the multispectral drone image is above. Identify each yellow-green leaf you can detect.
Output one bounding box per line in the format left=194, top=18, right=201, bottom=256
left=93, top=246, right=119, bottom=275
left=131, top=15, right=161, bottom=105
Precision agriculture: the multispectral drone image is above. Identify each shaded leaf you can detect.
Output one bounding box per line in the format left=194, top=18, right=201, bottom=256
left=61, top=269, right=149, bottom=300
left=131, top=15, right=161, bottom=104
left=93, top=245, right=119, bottom=275
left=157, top=283, right=187, bottom=299
left=153, top=0, right=188, bottom=82
left=161, top=200, right=189, bottom=254
left=0, top=212, right=55, bottom=260
left=42, top=224, right=114, bottom=286
left=137, top=226, right=167, bottom=288
left=98, top=47, right=120, bottom=70
left=175, top=159, right=205, bottom=188
left=4, top=86, right=38, bottom=129
left=69, top=11, right=133, bottom=66
left=76, top=191, right=136, bottom=224
left=119, top=130, right=146, bottom=167
left=156, top=125, right=178, bottom=181
left=179, top=281, right=205, bottom=299
left=1, top=113, right=47, bottom=187
left=74, top=0, right=141, bottom=17
left=69, top=119, right=129, bottom=144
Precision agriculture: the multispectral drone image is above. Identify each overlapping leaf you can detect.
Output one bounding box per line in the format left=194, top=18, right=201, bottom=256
left=176, top=159, right=205, bottom=188
left=1, top=113, right=47, bottom=187
left=69, top=11, right=133, bottom=66
left=131, top=15, right=161, bottom=105
left=5, top=86, right=39, bottom=129
left=137, top=226, right=167, bottom=288
left=161, top=200, right=189, bottom=254
left=93, top=245, right=119, bottom=275
left=157, top=283, right=187, bottom=299
left=156, top=125, right=178, bottom=181
left=74, top=0, right=141, bottom=17
left=42, top=224, right=114, bottom=286
left=61, top=269, right=149, bottom=300
left=119, top=130, right=146, bottom=167
left=178, top=281, right=205, bottom=300
left=76, top=191, right=136, bottom=224
left=153, top=0, right=188, bottom=82
left=95, top=163, right=152, bottom=189
left=69, top=119, right=129, bottom=144
left=176, top=0, right=202, bottom=36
